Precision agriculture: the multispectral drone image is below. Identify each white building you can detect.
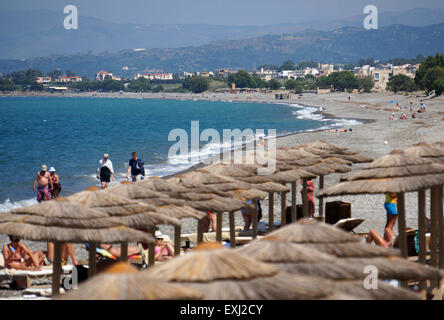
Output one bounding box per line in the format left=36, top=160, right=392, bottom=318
left=134, top=73, right=173, bottom=80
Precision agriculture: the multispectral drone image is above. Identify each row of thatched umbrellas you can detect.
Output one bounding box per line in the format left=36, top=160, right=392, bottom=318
left=0, top=140, right=375, bottom=296
left=2, top=139, right=443, bottom=297
left=319, top=141, right=444, bottom=293
left=58, top=220, right=444, bottom=300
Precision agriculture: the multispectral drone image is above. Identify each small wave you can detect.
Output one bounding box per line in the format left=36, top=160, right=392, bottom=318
left=0, top=198, right=37, bottom=212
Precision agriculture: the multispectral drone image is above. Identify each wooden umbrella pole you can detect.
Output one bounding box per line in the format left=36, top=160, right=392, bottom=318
left=174, top=225, right=181, bottom=257
left=302, top=179, right=309, bottom=218
left=148, top=227, right=155, bottom=267
left=88, top=242, right=97, bottom=278
left=197, top=219, right=204, bottom=243
left=229, top=211, right=236, bottom=248
left=52, top=242, right=63, bottom=296
left=319, top=175, right=325, bottom=217
left=430, top=188, right=438, bottom=270
left=268, top=192, right=274, bottom=231
left=216, top=212, right=223, bottom=242
left=430, top=187, right=439, bottom=291
left=438, top=185, right=444, bottom=270
left=397, top=193, right=408, bottom=259
left=291, top=182, right=297, bottom=222
left=252, top=205, right=258, bottom=240
left=120, top=242, right=128, bottom=262
left=280, top=191, right=287, bottom=227
left=418, top=190, right=427, bottom=297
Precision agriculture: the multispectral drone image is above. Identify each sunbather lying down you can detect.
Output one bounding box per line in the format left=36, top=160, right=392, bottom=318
left=2, top=235, right=45, bottom=270
left=99, top=244, right=140, bottom=258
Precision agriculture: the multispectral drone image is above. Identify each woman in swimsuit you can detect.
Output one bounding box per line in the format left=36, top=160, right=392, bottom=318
left=49, top=167, right=61, bottom=199
left=154, top=231, right=174, bottom=261
left=2, top=236, right=45, bottom=270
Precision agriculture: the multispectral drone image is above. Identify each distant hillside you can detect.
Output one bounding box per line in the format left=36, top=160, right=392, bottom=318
left=1, top=23, right=444, bottom=77
left=1, top=8, right=444, bottom=59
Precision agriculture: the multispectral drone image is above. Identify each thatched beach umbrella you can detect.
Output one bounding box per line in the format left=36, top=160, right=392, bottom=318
left=66, top=189, right=180, bottom=263
left=7, top=200, right=153, bottom=295
left=144, top=242, right=334, bottom=300
left=58, top=262, right=203, bottom=300
left=319, top=150, right=444, bottom=267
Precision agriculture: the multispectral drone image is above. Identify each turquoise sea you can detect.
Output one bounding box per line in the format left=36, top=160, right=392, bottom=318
left=0, top=96, right=360, bottom=210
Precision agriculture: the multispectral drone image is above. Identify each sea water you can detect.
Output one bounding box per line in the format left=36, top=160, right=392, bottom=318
left=0, top=96, right=359, bottom=210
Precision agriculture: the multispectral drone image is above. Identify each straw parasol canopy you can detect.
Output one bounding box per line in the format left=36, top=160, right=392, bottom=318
left=144, top=242, right=334, bottom=300
left=65, top=189, right=181, bottom=227
left=266, top=219, right=361, bottom=244
left=5, top=199, right=154, bottom=244
left=319, top=150, right=444, bottom=196
left=404, top=142, right=444, bottom=164
left=309, top=140, right=349, bottom=151
left=58, top=263, right=203, bottom=300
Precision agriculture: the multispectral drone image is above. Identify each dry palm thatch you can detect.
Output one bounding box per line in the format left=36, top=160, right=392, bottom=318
left=146, top=242, right=278, bottom=282
left=309, top=140, right=349, bottom=151
left=58, top=263, right=203, bottom=300
left=267, top=219, right=361, bottom=244
left=0, top=222, right=153, bottom=243
left=184, top=272, right=333, bottom=300
left=319, top=173, right=444, bottom=196
left=341, top=163, right=444, bottom=182
left=182, top=170, right=234, bottom=185
left=106, top=182, right=170, bottom=200
left=322, top=157, right=354, bottom=166
left=201, top=164, right=257, bottom=178
left=138, top=177, right=189, bottom=193
left=65, top=190, right=180, bottom=227
left=156, top=205, right=206, bottom=220
left=303, top=242, right=400, bottom=258
left=332, top=280, right=422, bottom=300
left=187, top=196, right=253, bottom=212
left=145, top=242, right=334, bottom=300
left=236, top=238, right=336, bottom=263
left=296, top=146, right=373, bottom=163
left=248, top=181, right=290, bottom=193
left=404, top=142, right=444, bottom=158
left=6, top=199, right=154, bottom=243
left=432, top=141, right=444, bottom=149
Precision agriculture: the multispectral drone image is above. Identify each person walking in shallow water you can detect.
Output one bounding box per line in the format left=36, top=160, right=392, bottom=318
left=97, top=153, right=114, bottom=189
left=49, top=167, right=61, bottom=199
left=33, top=165, right=53, bottom=202
left=126, top=152, right=145, bottom=182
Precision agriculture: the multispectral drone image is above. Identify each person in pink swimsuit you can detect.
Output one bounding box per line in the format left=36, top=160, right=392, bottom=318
left=154, top=231, right=174, bottom=261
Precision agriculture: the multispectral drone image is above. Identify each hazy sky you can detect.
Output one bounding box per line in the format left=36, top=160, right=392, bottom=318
left=3, top=0, right=444, bottom=25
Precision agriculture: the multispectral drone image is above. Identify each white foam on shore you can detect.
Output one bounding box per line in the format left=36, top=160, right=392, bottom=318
left=0, top=198, right=37, bottom=212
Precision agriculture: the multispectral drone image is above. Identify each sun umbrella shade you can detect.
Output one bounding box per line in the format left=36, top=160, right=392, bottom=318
left=58, top=263, right=203, bottom=300
left=266, top=219, right=361, bottom=244
left=0, top=222, right=154, bottom=243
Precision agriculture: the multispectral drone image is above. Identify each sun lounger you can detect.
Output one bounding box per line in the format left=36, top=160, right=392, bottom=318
left=334, top=218, right=365, bottom=232
left=0, top=265, right=74, bottom=289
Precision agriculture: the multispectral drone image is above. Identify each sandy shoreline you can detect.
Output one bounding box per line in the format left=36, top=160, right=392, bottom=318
left=1, top=90, right=443, bottom=297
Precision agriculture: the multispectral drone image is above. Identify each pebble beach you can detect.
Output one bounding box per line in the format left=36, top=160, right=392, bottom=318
left=1, top=90, right=443, bottom=298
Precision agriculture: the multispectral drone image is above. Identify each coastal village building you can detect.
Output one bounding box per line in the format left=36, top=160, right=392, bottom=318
left=36, top=76, right=52, bottom=84
left=57, top=76, right=82, bottom=83
left=134, top=72, right=173, bottom=80
left=216, top=68, right=235, bottom=78
left=368, top=64, right=416, bottom=91
left=96, top=71, right=113, bottom=81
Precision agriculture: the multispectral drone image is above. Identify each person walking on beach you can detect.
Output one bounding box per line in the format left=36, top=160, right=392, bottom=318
left=49, top=167, right=61, bottom=199
left=126, top=152, right=145, bottom=182
left=420, top=100, right=427, bottom=113
left=33, top=165, right=53, bottom=202
left=319, top=106, right=323, bottom=116
left=410, top=102, right=414, bottom=113
left=97, top=154, right=114, bottom=189
left=366, top=193, right=398, bottom=247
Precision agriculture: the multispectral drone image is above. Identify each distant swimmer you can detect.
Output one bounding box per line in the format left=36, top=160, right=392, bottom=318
left=126, top=152, right=145, bottom=182
left=97, top=153, right=114, bottom=189
left=33, top=165, right=53, bottom=202
left=49, top=167, right=61, bottom=199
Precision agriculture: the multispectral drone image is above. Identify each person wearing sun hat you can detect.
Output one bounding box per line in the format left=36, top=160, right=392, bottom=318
left=154, top=230, right=174, bottom=261
left=33, top=164, right=53, bottom=202
left=96, top=153, right=114, bottom=188
left=49, top=167, right=61, bottom=199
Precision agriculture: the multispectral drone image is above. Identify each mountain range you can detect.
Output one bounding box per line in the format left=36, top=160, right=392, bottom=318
left=1, top=21, right=444, bottom=78
left=1, top=8, right=444, bottom=59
